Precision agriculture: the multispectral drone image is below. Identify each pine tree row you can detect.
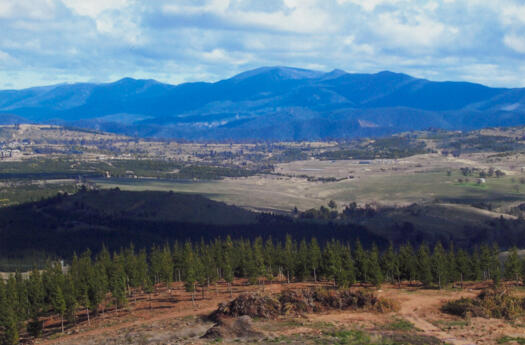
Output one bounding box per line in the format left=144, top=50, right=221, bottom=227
left=1, top=236, right=524, bottom=344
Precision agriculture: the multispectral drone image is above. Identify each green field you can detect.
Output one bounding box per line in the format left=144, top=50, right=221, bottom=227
left=91, top=169, right=525, bottom=212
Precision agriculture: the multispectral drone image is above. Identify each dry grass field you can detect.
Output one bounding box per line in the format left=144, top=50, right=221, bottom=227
left=93, top=163, right=525, bottom=213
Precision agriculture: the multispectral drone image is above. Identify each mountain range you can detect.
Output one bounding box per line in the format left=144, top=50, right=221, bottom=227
left=1, top=66, right=525, bottom=140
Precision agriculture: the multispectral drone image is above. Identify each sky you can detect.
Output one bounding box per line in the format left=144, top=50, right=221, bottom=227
left=1, top=0, right=525, bottom=89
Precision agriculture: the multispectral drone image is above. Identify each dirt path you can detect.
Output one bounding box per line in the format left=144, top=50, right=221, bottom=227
left=396, top=290, right=477, bottom=345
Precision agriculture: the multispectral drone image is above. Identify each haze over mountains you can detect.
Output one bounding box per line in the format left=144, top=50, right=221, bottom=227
left=1, top=66, right=525, bottom=140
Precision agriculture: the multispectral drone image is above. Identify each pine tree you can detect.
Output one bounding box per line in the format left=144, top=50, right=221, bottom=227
left=76, top=250, right=94, bottom=325
left=490, top=243, right=501, bottom=286
left=338, top=244, right=355, bottom=288
left=381, top=242, right=397, bottom=284
left=455, top=248, right=470, bottom=288
left=90, top=261, right=108, bottom=315
left=15, top=271, right=29, bottom=321
left=136, top=248, right=149, bottom=289
left=296, top=238, right=310, bottom=281
left=201, top=242, right=219, bottom=290
left=309, top=237, right=322, bottom=282
left=0, top=278, right=19, bottom=345
left=150, top=244, right=163, bottom=287
left=183, top=241, right=197, bottom=306
left=354, top=240, right=369, bottom=283
left=480, top=244, right=491, bottom=280
left=283, top=235, right=296, bottom=284
left=27, top=269, right=44, bottom=320
left=264, top=237, right=276, bottom=279
left=110, top=253, right=127, bottom=314
left=223, top=236, right=235, bottom=297
left=5, top=275, right=19, bottom=329
left=253, top=237, right=266, bottom=284
left=398, top=243, right=417, bottom=283
left=160, top=244, right=174, bottom=288
left=368, top=244, right=384, bottom=287
left=470, top=247, right=482, bottom=281
left=431, top=242, right=447, bottom=289
left=173, top=241, right=184, bottom=282
left=52, top=285, right=66, bottom=333
left=245, top=250, right=258, bottom=285
left=322, top=241, right=339, bottom=286
left=448, top=243, right=459, bottom=283
left=417, top=244, right=433, bottom=287
left=123, top=244, right=139, bottom=294
left=504, top=246, right=522, bottom=282
left=63, top=274, right=78, bottom=324
left=194, top=252, right=207, bottom=299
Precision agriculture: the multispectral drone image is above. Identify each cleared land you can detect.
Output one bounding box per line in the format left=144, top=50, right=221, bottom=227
left=30, top=280, right=525, bottom=345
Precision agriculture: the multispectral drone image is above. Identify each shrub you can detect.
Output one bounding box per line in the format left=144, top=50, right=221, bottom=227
left=442, top=288, right=525, bottom=320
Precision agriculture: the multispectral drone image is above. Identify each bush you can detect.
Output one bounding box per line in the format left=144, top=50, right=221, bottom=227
left=441, top=288, right=525, bottom=320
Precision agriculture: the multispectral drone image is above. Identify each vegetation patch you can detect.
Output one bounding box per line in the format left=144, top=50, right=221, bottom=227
left=324, top=329, right=443, bottom=345
left=212, top=288, right=398, bottom=320
left=383, top=317, right=415, bottom=331
left=441, top=288, right=525, bottom=320
left=497, top=335, right=525, bottom=344
left=317, top=137, right=428, bottom=160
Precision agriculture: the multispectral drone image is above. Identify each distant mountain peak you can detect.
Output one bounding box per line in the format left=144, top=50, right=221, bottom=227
left=374, top=70, right=414, bottom=79
left=322, top=69, right=348, bottom=80
left=111, top=77, right=160, bottom=86
left=231, top=66, right=325, bottom=81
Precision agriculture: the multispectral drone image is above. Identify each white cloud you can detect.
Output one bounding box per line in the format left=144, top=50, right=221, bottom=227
left=201, top=48, right=253, bottom=65
left=0, top=0, right=57, bottom=19
left=62, top=0, right=130, bottom=18
left=1, top=0, right=525, bottom=88
left=95, top=11, right=142, bottom=44
left=337, top=0, right=400, bottom=12
left=501, top=3, right=525, bottom=26
left=0, top=50, right=11, bottom=61
left=162, top=0, right=335, bottom=34
left=504, top=34, right=525, bottom=53
left=60, top=0, right=143, bottom=45
left=371, top=11, right=457, bottom=49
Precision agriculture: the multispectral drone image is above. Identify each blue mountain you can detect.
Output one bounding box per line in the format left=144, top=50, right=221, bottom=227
left=1, top=66, right=525, bottom=140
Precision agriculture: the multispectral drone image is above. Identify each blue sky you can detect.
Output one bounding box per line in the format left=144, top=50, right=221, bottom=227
left=1, top=0, right=525, bottom=89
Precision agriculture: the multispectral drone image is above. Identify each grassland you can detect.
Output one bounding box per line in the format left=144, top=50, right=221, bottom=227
left=91, top=168, right=525, bottom=213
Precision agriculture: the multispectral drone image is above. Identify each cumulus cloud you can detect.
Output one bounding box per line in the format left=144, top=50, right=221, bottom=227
left=0, top=0, right=525, bottom=88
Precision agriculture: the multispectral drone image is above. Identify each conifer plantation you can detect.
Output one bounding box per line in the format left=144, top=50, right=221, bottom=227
left=0, top=236, right=524, bottom=344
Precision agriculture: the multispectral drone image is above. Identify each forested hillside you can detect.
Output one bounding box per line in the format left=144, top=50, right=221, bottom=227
left=1, top=189, right=525, bottom=268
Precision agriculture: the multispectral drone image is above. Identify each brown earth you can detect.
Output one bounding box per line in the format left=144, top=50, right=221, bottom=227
left=30, top=280, right=525, bottom=345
